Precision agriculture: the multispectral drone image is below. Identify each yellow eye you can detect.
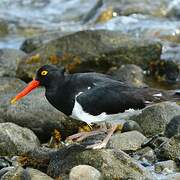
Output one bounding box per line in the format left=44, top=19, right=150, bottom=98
left=41, top=70, right=48, bottom=76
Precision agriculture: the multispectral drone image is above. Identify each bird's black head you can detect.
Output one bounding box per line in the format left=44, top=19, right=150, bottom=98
left=35, top=65, right=65, bottom=88
left=11, top=65, right=65, bottom=103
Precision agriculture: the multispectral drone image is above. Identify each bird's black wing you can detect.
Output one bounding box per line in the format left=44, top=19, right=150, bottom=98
left=76, top=82, right=146, bottom=116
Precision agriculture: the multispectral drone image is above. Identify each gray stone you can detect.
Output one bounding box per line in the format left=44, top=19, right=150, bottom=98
left=0, top=49, right=26, bottom=77
left=0, top=122, right=40, bottom=156
left=27, top=168, right=54, bottom=180
left=108, top=130, right=147, bottom=151
left=165, top=115, right=180, bottom=138
left=135, top=147, right=156, bottom=164
left=122, top=120, right=142, bottom=133
left=1, top=166, right=53, bottom=180
left=16, top=30, right=162, bottom=80
left=20, top=31, right=73, bottom=53
left=109, top=64, right=146, bottom=87
left=157, top=135, right=180, bottom=161
left=49, top=149, right=153, bottom=179
left=69, top=165, right=102, bottom=180
left=155, top=160, right=178, bottom=174
left=133, top=102, right=180, bottom=136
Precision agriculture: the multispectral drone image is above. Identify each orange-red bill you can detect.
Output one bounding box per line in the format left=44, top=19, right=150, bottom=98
left=11, top=80, right=40, bottom=104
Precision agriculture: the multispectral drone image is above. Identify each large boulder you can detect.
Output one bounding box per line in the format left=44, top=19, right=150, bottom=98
left=48, top=148, right=153, bottom=179
left=16, top=30, right=162, bottom=80
left=108, top=130, right=147, bottom=151
left=0, top=49, right=26, bottom=77
left=108, top=64, right=146, bottom=87
left=0, top=122, right=40, bottom=156
left=132, top=102, right=180, bottom=136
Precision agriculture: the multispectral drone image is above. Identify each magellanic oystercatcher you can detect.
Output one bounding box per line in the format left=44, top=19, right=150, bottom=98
left=11, top=65, right=180, bottom=149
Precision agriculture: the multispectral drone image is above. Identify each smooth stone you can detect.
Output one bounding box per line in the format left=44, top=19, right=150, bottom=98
left=121, top=120, right=142, bottom=133
left=108, top=64, right=146, bottom=87
left=16, top=30, right=162, bottom=80
left=108, top=130, right=147, bottom=151
left=133, top=102, right=180, bottom=136
left=48, top=148, right=153, bottom=179
left=0, top=122, right=40, bottom=156
left=0, top=49, right=26, bottom=77
left=27, top=168, right=54, bottom=180
left=164, top=115, right=180, bottom=138
left=69, top=165, right=102, bottom=180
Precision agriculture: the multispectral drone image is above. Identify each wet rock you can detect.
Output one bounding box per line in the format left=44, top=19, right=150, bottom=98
left=108, top=131, right=147, bottom=151
left=1, top=166, right=53, bottom=180
left=108, top=64, right=146, bottom=87
left=69, top=165, right=102, bottom=180
left=0, top=20, right=8, bottom=37
left=0, top=77, right=83, bottom=142
left=122, top=120, right=142, bottom=133
left=21, top=31, right=73, bottom=53
left=48, top=148, right=153, bottom=179
left=0, top=49, right=26, bottom=77
left=157, top=135, right=180, bottom=161
left=0, top=122, right=40, bottom=156
left=133, top=102, right=180, bottom=136
left=165, top=115, right=180, bottom=138
left=16, top=30, right=162, bottom=80
left=155, top=160, right=178, bottom=174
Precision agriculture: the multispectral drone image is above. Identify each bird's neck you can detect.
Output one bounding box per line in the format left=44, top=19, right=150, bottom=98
left=45, top=75, right=75, bottom=115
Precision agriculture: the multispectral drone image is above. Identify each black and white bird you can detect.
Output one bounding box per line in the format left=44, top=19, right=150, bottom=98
left=11, top=65, right=179, bottom=149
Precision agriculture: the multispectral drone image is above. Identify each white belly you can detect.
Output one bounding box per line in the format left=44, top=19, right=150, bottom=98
left=70, top=98, right=141, bottom=124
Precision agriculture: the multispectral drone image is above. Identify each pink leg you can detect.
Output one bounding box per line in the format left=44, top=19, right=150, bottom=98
left=65, top=129, right=106, bottom=142
left=87, top=124, right=118, bottom=149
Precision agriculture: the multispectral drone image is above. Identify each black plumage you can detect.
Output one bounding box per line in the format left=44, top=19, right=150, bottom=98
left=34, top=65, right=177, bottom=118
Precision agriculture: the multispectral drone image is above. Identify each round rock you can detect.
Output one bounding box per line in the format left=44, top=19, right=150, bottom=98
left=133, top=102, right=180, bottom=136
left=0, top=49, right=26, bottom=77
left=108, top=130, right=147, bottom=151
left=109, top=64, right=146, bottom=87
left=164, top=115, right=180, bottom=138
left=0, top=122, right=40, bottom=156
left=69, top=165, right=102, bottom=180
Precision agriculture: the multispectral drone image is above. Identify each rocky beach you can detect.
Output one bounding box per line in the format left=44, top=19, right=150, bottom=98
left=0, top=0, right=180, bottom=179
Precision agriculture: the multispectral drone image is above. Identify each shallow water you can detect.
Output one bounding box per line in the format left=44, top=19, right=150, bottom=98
left=0, top=0, right=96, bottom=49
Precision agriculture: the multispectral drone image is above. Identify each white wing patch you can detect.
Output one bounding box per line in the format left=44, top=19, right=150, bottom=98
left=71, top=92, right=141, bottom=124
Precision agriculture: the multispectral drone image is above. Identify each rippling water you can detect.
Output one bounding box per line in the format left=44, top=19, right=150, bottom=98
left=0, top=0, right=180, bottom=50
left=0, top=0, right=97, bottom=48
